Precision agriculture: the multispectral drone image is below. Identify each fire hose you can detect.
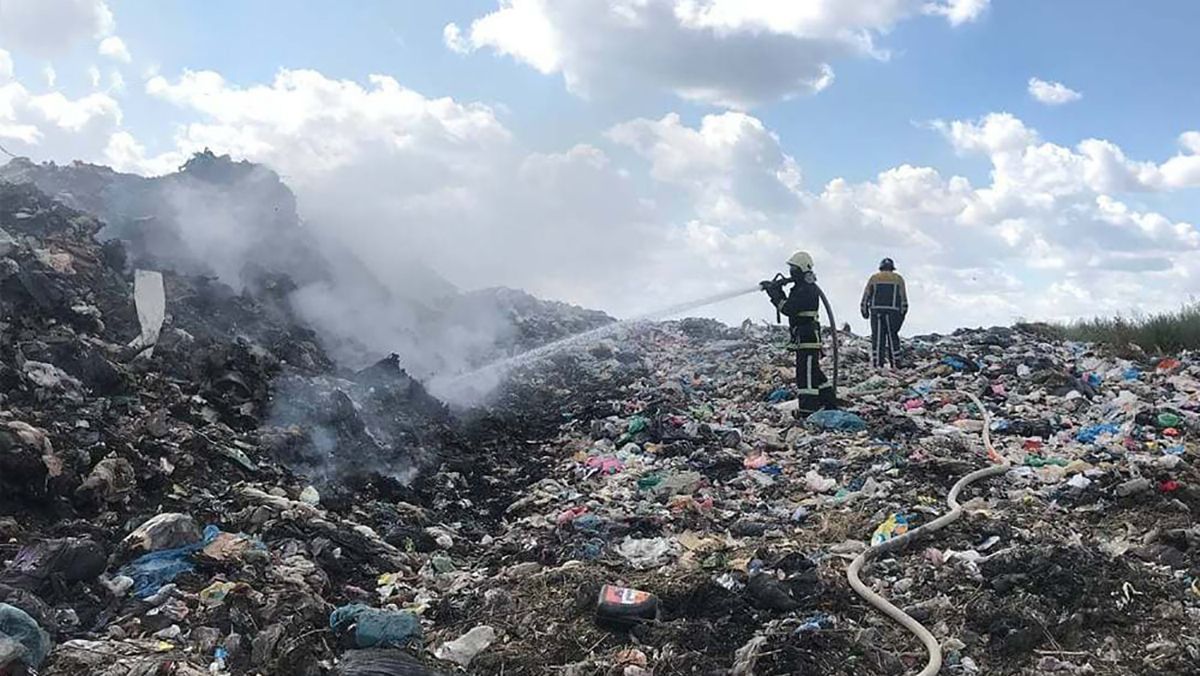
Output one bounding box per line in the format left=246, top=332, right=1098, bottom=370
left=846, top=390, right=1011, bottom=676
left=816, top=284, right=839, bottom=400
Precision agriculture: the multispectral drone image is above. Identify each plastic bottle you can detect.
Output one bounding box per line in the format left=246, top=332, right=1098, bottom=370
left=595, top=585, right=658, bottom=626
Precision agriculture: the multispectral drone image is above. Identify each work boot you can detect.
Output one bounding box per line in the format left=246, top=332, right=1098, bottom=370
left=818, top=389, right=838, bottom=411
left=794, top=393, right=822, bottom=419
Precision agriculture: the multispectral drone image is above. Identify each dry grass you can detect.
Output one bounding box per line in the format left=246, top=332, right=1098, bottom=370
left=1017, top=303, right=1200, bottom=355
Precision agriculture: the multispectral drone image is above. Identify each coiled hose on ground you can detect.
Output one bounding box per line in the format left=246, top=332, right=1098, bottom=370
left=846, top=390, right=1011, bottom=676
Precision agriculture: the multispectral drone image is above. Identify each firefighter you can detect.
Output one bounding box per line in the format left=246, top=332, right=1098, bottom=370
left=860, top=257, right=908, bottom=368
left=761, top=251, right=836, bottom=413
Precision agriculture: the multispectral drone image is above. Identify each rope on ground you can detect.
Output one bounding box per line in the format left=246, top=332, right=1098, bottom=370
left=846, top=389, right=1011, bottom=676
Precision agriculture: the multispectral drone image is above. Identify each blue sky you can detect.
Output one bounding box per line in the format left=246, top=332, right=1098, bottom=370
left=2, top=0, right=1200, bottom=332
left=101, top=0, right=1200, bottom=214
left=110, top=2, right=1198, bottom=159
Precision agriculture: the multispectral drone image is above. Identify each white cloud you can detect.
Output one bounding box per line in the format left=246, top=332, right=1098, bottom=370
left=442, top=23, right=469, bottom=55
left=606, top=109, right=1200, bottom=330
left=1181, top=131, right=1200, bottom=155
left=0, top=0, right=115, bottom=57
left=0, top=73, right=121, bottom=157
left=463, top=1, right=562, bottom=74
left=1159, top=131, right=1200, bottom=189
left=923, top=0, right=991, bottom=26
left=43, top=65, right=57, bottom=88
left=1028, top=77, right=1082, bottom=105
left=5, top=56, right=1200, bottom=338
left=144, top=69, right=512, bottom=177
left=453, top=0, right=986, bottom=108
left=27, top=90, right=121, bottom=131
left=608, top=111, right=802, bottom=223
left=0, top=52, right=121, bottom=154
left=88, top=65, right=102, bottom=88
left=103, top=130, right=184, bottom=176
left=938, top=112, right=1200, bottom=193
left=98, top=36, right=132, bottom=63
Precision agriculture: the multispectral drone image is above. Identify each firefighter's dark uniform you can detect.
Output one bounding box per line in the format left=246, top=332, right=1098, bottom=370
left=860, top=270, right=908, bottom=368
left=767, top=279, right=835, bottom=412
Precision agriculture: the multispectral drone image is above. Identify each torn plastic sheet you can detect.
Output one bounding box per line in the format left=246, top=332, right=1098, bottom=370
left=128, top=270, right=165, bottom=358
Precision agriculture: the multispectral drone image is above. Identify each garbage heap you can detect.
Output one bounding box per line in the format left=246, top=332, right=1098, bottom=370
left=0, top=178, right=616, bottom=676
left=1, top=174, right=1198, bottom=676
left=388, top=319, right=1198, bottom=675
left=0, top=154, right=616, bottom=375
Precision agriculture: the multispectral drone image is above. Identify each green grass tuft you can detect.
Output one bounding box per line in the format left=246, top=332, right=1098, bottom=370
left=1042, top=303, right=1200, bottom=354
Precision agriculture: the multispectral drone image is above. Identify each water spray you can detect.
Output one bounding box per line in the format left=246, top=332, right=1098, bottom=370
left=427, top=284, right=760, bottom=404
left=427, top=277, right=840, bottom=406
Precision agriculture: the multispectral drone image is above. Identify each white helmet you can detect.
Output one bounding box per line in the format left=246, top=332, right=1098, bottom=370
left=786, top=250, right=814, bottom=272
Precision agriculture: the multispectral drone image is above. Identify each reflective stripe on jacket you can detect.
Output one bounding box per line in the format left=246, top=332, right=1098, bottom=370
left=861, top=271, right=908, bottom=315
left=780, top=281, right=822, bottom=349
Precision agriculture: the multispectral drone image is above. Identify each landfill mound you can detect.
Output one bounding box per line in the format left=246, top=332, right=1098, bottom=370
left=0, top=154, right=615, bottom=375
left=0, top=153, right=323, bottom=289
left=1, top=178, right=1198, bottom=675
left=0, top=175, right=607, bottom=674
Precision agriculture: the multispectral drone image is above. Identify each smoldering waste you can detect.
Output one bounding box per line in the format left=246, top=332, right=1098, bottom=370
left=1, top=160, right=1198, bottom=676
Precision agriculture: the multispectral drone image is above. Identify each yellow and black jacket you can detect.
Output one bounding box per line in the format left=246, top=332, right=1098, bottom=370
left=768, top=282, right=822, bottom=350
left=860, top=271, right=908, bottom=316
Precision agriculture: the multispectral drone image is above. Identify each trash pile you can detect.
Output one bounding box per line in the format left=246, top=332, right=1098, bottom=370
left=0, top=154, right=616, bottom=375
left=398, top=322, right=1199, bottom=675
left=0, top=174, right=614, bottom=675
left=2, top=167, right=1198, bottom=675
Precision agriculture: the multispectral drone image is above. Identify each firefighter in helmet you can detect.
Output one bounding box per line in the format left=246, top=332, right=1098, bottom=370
left=761, top=251, right=836, bottom=413
left=860, top=257, right=908, bottom=368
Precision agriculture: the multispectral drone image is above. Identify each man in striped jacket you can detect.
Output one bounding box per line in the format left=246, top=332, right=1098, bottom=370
left=860, top=258, right=908, bottom=368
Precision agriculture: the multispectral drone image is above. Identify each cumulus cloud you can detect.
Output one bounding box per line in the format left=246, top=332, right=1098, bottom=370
left=451, top=0, right=985, bottom=108
left=1159, top=131, right=1200, bottom=189
left=0, top=51, right=122, bottom=159
left=0, top=0, right=116, bottom=57
left=143, top=69, right=513, bottom=180
left=98, top=35, right=132, bottom=63
left=103, top=130, right=185, bottom=176
left=1028, top=77, right=1082, bottom=105
left=923, top=0, right=991, bottom=26
left=108, top=69, right=1200, bottom=334
left=604, top=108, right=1200, bottom=329
left=5, top=55, right=1200, bottom=339
left=938, top=112, right=1200, bottom=193
left=442, top=23, right=469, bottom=54
left=138, top=69, right=654, bottom=295
left=609, top=111, right=802, bottom=223
left=0, top=74, right=121, bottom=157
